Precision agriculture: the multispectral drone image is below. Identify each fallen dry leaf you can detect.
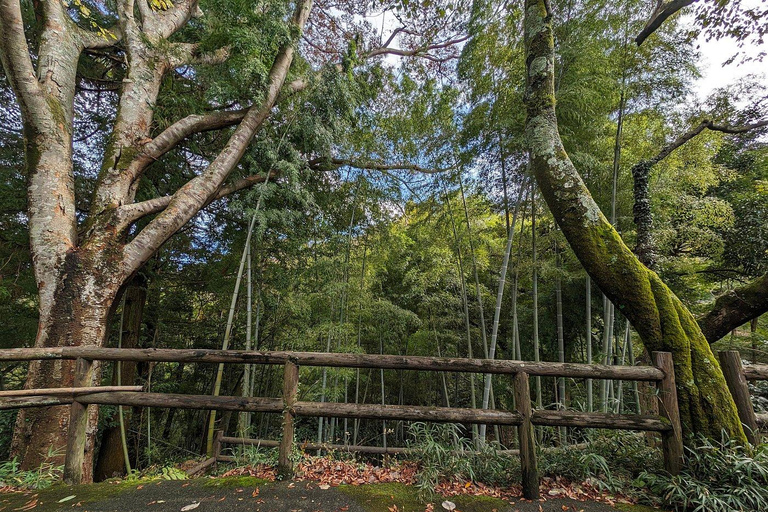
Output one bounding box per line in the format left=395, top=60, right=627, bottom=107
left=180, top=503, right=200, bottom=511
left=14, top=498, right=38, bottom=511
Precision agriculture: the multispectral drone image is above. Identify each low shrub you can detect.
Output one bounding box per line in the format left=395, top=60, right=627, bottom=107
left=0, top=448, right=63, bottom=489
left=406, top=422, right=519, bottom=496
left=539, top=431, right=660, bottom=493
left=635, top=435, right=768, bottom=512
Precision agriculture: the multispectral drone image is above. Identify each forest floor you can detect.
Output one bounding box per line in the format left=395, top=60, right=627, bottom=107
left=0, top=477, right=664, bottom=512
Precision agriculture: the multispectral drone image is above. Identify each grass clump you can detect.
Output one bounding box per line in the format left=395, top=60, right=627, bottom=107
left=0, top=449, right=63, bottom=489
left=539, top=431, right=660, bottom=493
left=635, top=435, right=768, bottom=512
left=406, top=422, right=519, bottom=497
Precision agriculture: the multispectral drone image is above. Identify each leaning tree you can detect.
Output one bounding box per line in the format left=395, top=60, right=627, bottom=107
left=521, top=0, right=754, bottom=442
left=0, top=0, right=466, bottom=477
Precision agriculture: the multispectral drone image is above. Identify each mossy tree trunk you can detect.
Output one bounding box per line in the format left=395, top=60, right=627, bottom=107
left=0, top=0, right=314, bottom=476
left=522, top=0, right=745, bottom=444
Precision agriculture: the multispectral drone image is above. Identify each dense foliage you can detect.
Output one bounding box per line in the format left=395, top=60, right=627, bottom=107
left=0, top=1, right=767, bottom=507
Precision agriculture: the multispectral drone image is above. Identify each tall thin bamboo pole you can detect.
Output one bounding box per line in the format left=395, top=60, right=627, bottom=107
left=532, top=193, right=542, bottom=408
left=443, top=181, right=479, bottom=440
left=116, top=296, right=132, bottom=475
left=205, top=213, right=258, bottom=456
left=555, top=245, right=566, bottom=445
left=238, top=243, right=253, bottom=436
left=479, top=180, right=527, bottom=442
left=586, top=276, right=593, bottom=412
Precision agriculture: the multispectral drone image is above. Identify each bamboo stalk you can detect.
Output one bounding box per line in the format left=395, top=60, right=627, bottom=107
left=532, top=192, right=542, bottom=408
left=586, top=276, right=593, bottom=412
left=117, top=296, right=132, bottom=475
left=556, top=245, right=566, bottom=445
left=479, top=180, right=527, bottom=442
left=206, top=213, right=258, bottom=456
left=443, top=179, right=478, bottom=441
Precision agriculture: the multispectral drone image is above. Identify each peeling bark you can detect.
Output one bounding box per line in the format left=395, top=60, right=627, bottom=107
left=0, top=0, right=314, bottom=477
left=522, top=0, right=745, bottom=443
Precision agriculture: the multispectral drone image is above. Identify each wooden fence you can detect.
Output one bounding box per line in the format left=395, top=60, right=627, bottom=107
left=718, top=351, right=768, bottom=445
left=0, top=347, right=686, bottom=499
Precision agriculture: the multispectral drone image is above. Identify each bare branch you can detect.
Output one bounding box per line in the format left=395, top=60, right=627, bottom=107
left=636, top=0, right=697, bottom=46
left=649, top=118, right=768, bottom=166
left=649, top=120, right=710, bottom=165
left=698, top=273, right=768, bottom=344
left=119, top=172, right=276, bottom=225
left=142, top=0, right=202, bottom=40
left=709, top=119, right=768, bottom=134
left=308, top=157, right=447, bottom=174
left=127, top=109, right=249, bottom=182
left=366, top=34, right=470, bottom=62
left=78, top=25, right=122, bottom=49
left=0, top=0, right=48, bottom=127
left=122, top=0, right=313, bottom=275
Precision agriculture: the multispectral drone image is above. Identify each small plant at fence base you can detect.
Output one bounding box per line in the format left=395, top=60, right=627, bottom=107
left=539, top=430, right=661, bottom=494
left=406, top=422, right=518, bottom=498
left=0, top=447, right=64, bottom=489
left=634, top=435, right=768, bottom=512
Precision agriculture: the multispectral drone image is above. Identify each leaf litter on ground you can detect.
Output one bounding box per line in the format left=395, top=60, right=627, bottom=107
left=217, top=454, right=636, bottom=507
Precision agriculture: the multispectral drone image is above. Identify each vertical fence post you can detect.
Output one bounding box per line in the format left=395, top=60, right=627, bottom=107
left=652, top=352, right=683, bottom=475
left=719, top=351, right=759, bottom=445
left=64, top=357, right=94, bottom=484
left=212, top=429, right=223, bottom=462
left=278, top=360, right=299, bottom=478
left=514, top=371, right=539, bottom=499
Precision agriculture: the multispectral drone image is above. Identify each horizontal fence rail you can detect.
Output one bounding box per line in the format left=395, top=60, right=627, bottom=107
left=0, top=347, right=683, bottom=499
left=0, top=347, right=665, bottom=380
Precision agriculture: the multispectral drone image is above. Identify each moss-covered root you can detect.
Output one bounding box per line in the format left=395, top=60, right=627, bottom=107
left=649, top=276, right=746, bottom=443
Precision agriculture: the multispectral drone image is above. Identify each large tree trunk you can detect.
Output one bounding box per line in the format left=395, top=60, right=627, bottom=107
left=0, top=0, right=313, bottom=481
left=522, top=0, right=745, bottom=443
left=11, top=253, right=122, bottom=477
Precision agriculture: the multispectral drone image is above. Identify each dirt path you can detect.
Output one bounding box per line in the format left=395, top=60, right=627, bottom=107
left=0, top=478, right=657, bottom=512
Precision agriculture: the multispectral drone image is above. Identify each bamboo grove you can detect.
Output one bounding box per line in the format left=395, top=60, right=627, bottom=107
left=0, top=0, right=767, bottom=481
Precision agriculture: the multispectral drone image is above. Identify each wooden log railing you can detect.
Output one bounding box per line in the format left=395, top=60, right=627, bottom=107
left=718, top=351, right=768, bottom=445
left=0, top=347, right=683, bottom=499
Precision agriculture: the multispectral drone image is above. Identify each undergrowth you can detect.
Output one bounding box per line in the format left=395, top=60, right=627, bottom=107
left=539, top=430, right=660, bottom=493
left=0, top=448, right=63, bottom=489
left=635, top=435, right=768, bottom=512
left=406, top=422, right=519, bottom=497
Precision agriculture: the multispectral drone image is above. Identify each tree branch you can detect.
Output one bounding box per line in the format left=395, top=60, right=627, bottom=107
left=127, top=109, right=249, bottom=183
left=168, top=42, right=230, bottom=68
left=78, top=25, right=122, bottom=49
left=366, top=34, right=470, bottom=62
left=142, top=0, right=202, bottom=40
left=698, top=273, right=768, bottom=344
left=118, top=172, right=275, bottom=225
left=308, top=157, right=447, bottom=174
left=636, top=0, right=697, bottom=46
left=0, top=0, right=48, bottom=129
left=122, top=0, right=313, bottom=275
left=632, top=117, right=768, bottom=267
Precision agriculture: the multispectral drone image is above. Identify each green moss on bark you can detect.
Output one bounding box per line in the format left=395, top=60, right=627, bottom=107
left=523, top=0, right=746, bottom=445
